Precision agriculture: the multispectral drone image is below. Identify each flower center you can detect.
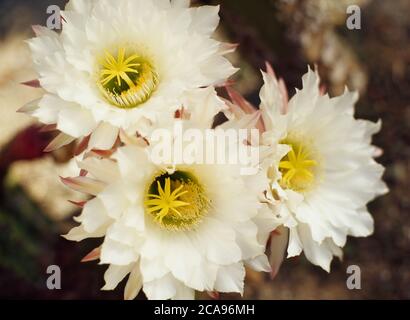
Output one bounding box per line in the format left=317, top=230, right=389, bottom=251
left=97, top=46, right=159, bottom=109
left=144, top=171, right=210, bottom=231
left=279, top=139, right=318, bottom=192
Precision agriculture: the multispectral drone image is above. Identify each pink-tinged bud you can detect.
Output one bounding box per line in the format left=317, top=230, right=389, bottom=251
left=16, top=98, right=40, bottom=114
left=60, top=176, right=106, bottom=196
left=216, top=79, right=236, bottom=88
left=207, top=291, right=220, bottom=300
left=31, top=25, right=43, bottom=36
left=265, top=61, right=276, bottom=78
left=278, top=79, right=289, bottom=114
left=21, top=79, right=41, bottom=88
left=265, top=62, right=289, bottom=115
left=68, top=200, right=86, bottom=208
left=219, top=42, right=239, bottom=55
left=81, top=247, right=101, bottom=262
left=319, top=84, right=327, bottom=96
left=225, top=87, right=266, bottom=132
left=87, top=149, right=116, bottom=158
left=39, top=124, right=57, bottom=132
left=226, top=86, right=258, bottom=115
left=373, top=147, right=383, bottom=157
left=74, top=135, right=91, bottom=156
left=44, top=133, right=75, bottom=152
left=269, top=226, right=289, bottom=280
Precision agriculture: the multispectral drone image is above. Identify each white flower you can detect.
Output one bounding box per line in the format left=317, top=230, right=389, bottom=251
left=63, top=88, right=274, bottom=299
left=26, top=0, right=237, bottom=151
left=260, top=66, right=388, bottom=272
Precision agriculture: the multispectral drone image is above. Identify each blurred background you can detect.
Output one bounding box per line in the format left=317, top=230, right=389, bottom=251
left=0, top=0, right=408, bottom=299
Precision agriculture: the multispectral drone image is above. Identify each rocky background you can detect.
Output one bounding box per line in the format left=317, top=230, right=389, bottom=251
left=0, top=0, right=408, bottom=299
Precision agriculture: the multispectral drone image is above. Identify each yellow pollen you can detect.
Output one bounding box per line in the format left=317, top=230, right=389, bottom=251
left=97, top=46, right=159, bottom=109
left=144, top=171, right=209, bottom=231
left=279, top=140, right=317, bottom=192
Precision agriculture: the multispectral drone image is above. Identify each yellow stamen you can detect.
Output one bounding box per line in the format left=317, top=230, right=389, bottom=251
left=144, top=171, right=210, bottom=231
left=99, top=48, right=140, bottom=88
left=145, top=178, right=190, bottom=223
left=97, top=46, right=159, bottom=109
left=279, top=140, right=318, bottom=192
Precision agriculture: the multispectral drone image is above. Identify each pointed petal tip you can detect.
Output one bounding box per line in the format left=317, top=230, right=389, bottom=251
left=81, top=247, right=101, bottom=262
left=31, top=25, right=42, bottom=36
left=73, top=135, right=90, bottom=156
left=39, top=124, right=57, bottom=132
left=21, top=79, right=41, bottom=88
left=270, top=270, right=278, bottom=280
left=68, top=200, right=86, bottom=208
left=216, top=79, right=236, bottom=88
left=16, top=98, right=40, bottom=114
left=226, top=86, right=257, bottom=114
left=265, top=61, right=275, bottom=77
left=207, top=291, right=220, bottom=300
left=44, top=132, right=75, bottom=152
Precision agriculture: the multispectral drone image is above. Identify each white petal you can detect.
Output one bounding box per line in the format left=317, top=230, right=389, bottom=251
left=259, top=70, right=286, bottom=130
left=298, top=224, right=333, bottom=272
left=65, top=0, right=96, bottom=13
left=124, top=266, right=143, bottom=300
left=287, top=227, right=303, bottom=258
left=102, top=264, right=134, bottom=290
left=98, top=182, right=130, bottom=219
left=17, top=98, right=41, bottom=115
left=200, top=218, right=242, bottom=265
left=246, top=255, right=271, bottom=273
left=122, top=205, right=145, bottom=232
left=45, top=133, right=75, bottom=152
left=171, top=0, right=190, bottom=8
left=163, top=233, right=201, bottom=286
left=173, top=283, right=195, bottom=300
left=78, top=157, right=119, bottom=183
left=143, top=273, right=177, bottom=300
left=61, top=176, right=106, bottom=196
left=113, top=145, right=153, bottom=182
left=140, top=257, right=169, bottom=283
left=100, top=238, right=138, bottom=266
left=34, top=95, right=62, bottom=124
left=269, top=226, right=289, bottom=277
left=76, top=198, right=111, bottom=233
left=105, top=221, right=142, bottom=248
left=214, top=263, right=245, bottom=294
left=348, top=208, right=374, bottom=237
left=57, top=106, right=97, bottom=138
left=252, top=206, right=279, bottom=245
left=186, top=261, right=218, bottom=292
left=88, top=122, right=119, bottom=150
left=200, top=56, right=238, bottom=84
left=182, top=87, right=225, bottom=128
left=62, top=224, right=105, bottom=242
left=233, top=221, right=265, bottom=260
left=190, top=5, right=220, bottom=35
left=295, top=201, right=330, bottom=244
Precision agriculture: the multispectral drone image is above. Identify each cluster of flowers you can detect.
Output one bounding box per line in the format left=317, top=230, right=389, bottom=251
left=22, top=0, right=387, bottom=299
